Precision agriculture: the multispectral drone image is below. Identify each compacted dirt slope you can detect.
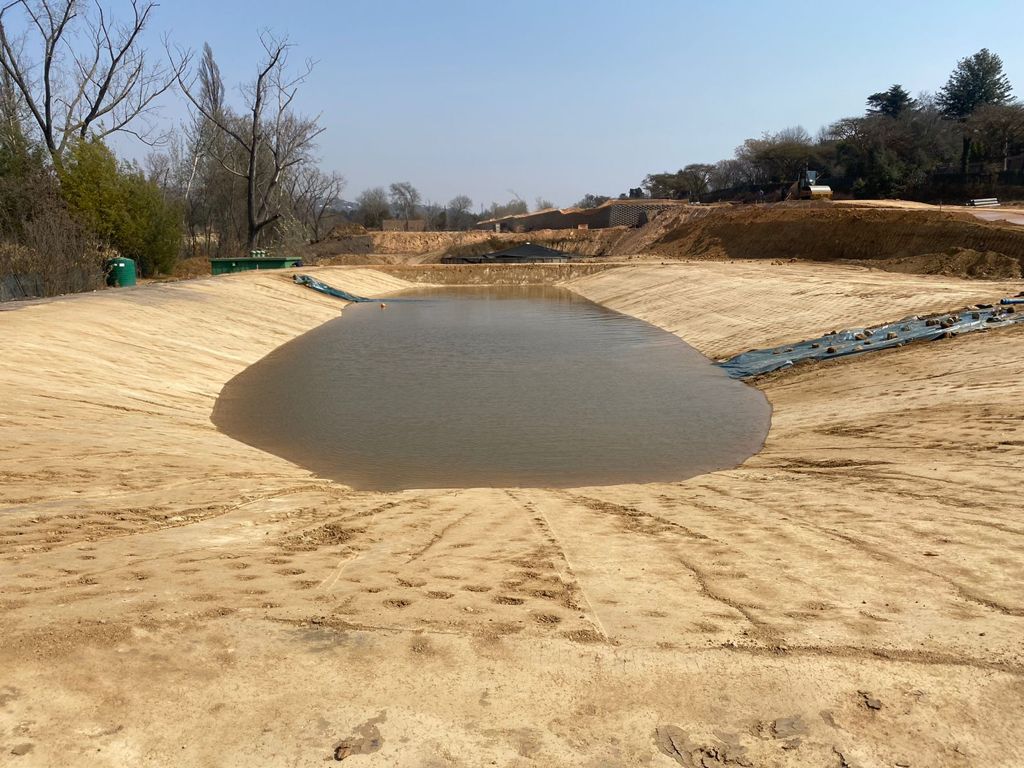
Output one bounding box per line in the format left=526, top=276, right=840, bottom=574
left=636, top=205, right=1024, bottom=272
left=1, top=263, right=1023, bottom=767
left=312, top=204, right=1024, bottom=280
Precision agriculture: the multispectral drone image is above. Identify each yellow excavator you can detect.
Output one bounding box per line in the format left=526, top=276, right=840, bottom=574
left=791, top=169, right=833, bottom=200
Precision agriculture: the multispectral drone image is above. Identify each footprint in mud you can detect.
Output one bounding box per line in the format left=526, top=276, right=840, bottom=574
left=463, top=585, right=491, bottom=593
left=563, top=629, right=604, bottom=643
left=383, top=598, right=412, bottom=609
left=493, top=596, right=525, bottom=606
left=533, top=613, right=562, bottom=624
left=426, top=591, right=454, bottom=600
left=276, top=568, right=305, bottom=576
left=332, top=711, right=386, bottom=761
left=409, top=637, right=434, bottom=655
left=396, top=578, right=427, bottom=588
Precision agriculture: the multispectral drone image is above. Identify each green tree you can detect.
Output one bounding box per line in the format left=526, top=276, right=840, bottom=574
left=642, top=170, right=687, bottom=199
left=968, top=102, right=1024, bottom=171
left=866, top=84, right=916, bottom=118
left=58, top=138, right=127, bottom=244
left=937, top=49, right=1014, bottom=172
left=118, top=170, right=182, bottom=276
left=576, top=193, right=610, bottom=209
left=59, top=138, right=181, bottom=276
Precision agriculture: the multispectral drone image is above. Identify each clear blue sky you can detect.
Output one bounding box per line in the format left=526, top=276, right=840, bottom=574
left=139, top=0, right=1024, bottom=209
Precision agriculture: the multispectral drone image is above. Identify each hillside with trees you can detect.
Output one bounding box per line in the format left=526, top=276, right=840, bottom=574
left=638, top=49, right=1023, bottom=204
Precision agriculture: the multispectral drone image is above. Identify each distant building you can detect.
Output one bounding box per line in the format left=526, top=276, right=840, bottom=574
left=441, top=243, right=571, bottom=264
left=382, top=219, right=427, bottom=232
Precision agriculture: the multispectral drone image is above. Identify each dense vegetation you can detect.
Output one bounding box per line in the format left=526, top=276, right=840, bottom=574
left=634, top=49, right=1023, bottom=203
left=0, top=1, right=344, bottom=298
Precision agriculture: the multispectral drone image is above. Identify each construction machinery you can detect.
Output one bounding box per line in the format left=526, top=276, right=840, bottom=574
left=793, top=169, right=833, bottom=200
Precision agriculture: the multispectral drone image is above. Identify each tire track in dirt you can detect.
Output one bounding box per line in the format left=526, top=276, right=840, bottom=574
left=505, top=490, right=609, bottom=642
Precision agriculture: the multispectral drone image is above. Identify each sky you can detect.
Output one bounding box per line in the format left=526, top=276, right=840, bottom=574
left=124, top=0, right=1024, bottom=209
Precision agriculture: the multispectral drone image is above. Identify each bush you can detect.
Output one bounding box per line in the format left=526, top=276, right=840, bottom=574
left=60, top=137, right=182, bottom=277
left=0, top=160, right=102, bottom=300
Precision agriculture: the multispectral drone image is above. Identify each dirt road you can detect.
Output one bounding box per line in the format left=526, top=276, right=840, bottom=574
left=2, top=263, right=1023, bottom=767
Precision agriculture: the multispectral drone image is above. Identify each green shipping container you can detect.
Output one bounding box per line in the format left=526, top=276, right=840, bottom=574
left=209, top=256, right=302, bottom=275
left=105, top=257, right=137, bottom=287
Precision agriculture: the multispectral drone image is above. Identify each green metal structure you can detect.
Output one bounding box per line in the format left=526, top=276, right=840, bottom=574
left=210, top=252, right=302, bottom=275
left=105, top=257, right=137, bottom=287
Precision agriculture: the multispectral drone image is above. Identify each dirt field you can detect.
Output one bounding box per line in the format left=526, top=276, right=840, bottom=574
left=2, top=263, right=1024, bottom=767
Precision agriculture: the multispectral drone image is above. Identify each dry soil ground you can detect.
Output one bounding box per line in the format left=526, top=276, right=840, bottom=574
left=2, top=263, right=1024, bottom=767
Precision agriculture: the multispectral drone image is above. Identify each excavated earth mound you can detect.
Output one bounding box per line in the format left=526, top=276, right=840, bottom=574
left=845, top=247, right=1022, bottom=280
left=643, top=205, right=1024, bottom=275
left=308, top=203, right=1024, bottom=280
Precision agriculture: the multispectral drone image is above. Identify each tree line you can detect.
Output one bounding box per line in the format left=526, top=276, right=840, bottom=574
left=349, top=186, right=557, bottom=231
left=0, top=0, right=345, bottom=298
left=628, top=49, right=1022, bottom=203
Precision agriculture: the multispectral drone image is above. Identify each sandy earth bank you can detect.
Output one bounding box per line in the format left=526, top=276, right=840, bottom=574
left=1, top=263, right=1024, bottom=767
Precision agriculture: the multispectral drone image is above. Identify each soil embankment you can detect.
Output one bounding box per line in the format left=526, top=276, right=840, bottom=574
left=371, top=261, right=619, bottom=285
left=2, top=263, right=1024, bottom=766
left=312, top=203, right=1024, bottom=280
left=310, top=227, right=630, bottom=264
left=637, top=204, right=1024, bottom=277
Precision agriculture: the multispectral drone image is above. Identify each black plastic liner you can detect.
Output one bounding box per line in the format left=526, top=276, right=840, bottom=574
left=293, top=274, right=375, bottom=302
left=717, top=299, right=1024, bottom=379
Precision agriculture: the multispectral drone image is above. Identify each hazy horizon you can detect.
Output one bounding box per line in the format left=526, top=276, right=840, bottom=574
left=122, top=0, right=1024, bottom=209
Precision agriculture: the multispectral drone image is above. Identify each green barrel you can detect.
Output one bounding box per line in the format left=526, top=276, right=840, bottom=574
left=105, top=257, right=137, bottom=287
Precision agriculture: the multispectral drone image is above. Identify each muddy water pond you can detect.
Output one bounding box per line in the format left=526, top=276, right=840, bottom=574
left=213, top=286, right=770, bottom=490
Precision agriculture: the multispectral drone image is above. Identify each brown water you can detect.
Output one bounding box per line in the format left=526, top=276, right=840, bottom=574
left=213, top=286, right=771, bottom=490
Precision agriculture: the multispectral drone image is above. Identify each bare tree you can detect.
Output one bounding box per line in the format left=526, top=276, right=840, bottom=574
left=172, top=33, right=324, bottom=248
left=0, top=0, right=181, bottom=168
left=388, top=181, right=420, bottom=223
left=285, top=165, right=344, bottom=242
left=356, top=186, right=389, bottom=229
left=446, top=194, right=473, bottom=230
